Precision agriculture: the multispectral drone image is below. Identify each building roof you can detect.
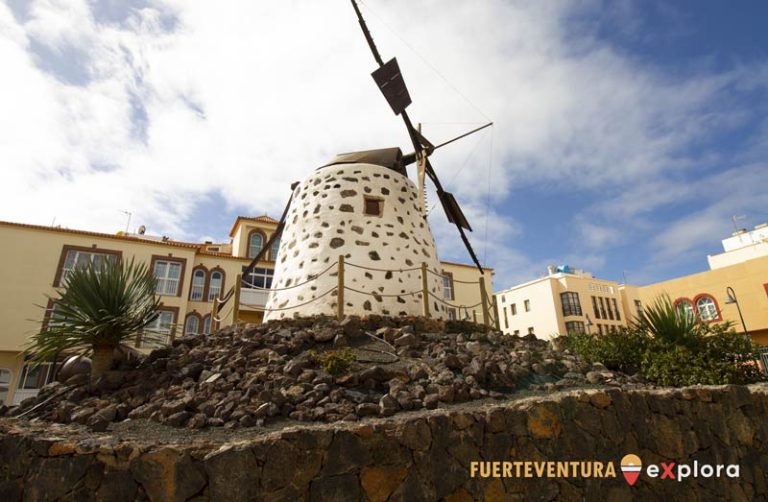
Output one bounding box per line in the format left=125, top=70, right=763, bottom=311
left=0, top=220, right=203, bottom=250
left=228, top=215, right=279, bottom=237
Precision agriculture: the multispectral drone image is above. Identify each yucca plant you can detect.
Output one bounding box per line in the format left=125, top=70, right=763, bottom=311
left=632, top=294, right=705, bottom=348
left=28, top=258, right=161, bottom=381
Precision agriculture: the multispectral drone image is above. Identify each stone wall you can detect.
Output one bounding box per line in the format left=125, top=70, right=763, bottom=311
left=2, top=385, right=767, bottom=501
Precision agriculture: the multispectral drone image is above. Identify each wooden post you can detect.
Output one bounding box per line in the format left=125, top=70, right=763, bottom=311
left=232, top=275, right=241, bottom=326
left=421, top=262, right=430, bottom=318
left=211, top=298, right=220, bottom=333
left=337, top=255, right=345, bottom=320
left=479, top=276, right=490, bottom=331
left=491, top=295, right=501, bottom=331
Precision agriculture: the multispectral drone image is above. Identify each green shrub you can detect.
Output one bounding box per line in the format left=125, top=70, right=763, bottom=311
left=310, top=348, right=356, bottom=375
left=561, top=329, right=648, bottom=374
left=560, top=295, right=763, bottom=386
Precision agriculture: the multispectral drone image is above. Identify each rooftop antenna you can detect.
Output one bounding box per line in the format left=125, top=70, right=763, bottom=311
left=121, top=211, right=132, bottom=234
left=731, top=214, right=746, bottom=232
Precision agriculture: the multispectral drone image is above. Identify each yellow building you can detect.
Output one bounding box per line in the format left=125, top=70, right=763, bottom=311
left=495, top=266, right=629, bottom=340
left=0, top=217, right=491, bottom=406
left=631, top=224, right=768, bottom=347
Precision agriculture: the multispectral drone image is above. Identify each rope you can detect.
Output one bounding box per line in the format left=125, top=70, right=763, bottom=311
left=242, top=262, right=337, bottom=292
left=344, top=285, right=422, bottom=298
left=344, top=261, right=421, bottom=273
left=240, top=286, right=337, bottom=312
left=425, top=268, right=479, bottom=284
left=427, top=290, right=482, bottom=310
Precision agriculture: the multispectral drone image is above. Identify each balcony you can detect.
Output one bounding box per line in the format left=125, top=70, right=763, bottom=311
left=240, top=287, right=269, bottom=309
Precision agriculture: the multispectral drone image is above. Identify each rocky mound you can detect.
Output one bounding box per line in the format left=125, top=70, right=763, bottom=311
left=8, top=316, right=645, bottom=430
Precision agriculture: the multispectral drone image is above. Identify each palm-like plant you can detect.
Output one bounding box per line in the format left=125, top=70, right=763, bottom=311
left=28, top=258, right=161, bottom=381
left=632, top=294, right=708, bottom=347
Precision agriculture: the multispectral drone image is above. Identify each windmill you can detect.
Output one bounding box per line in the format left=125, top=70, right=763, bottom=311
left=349, top=0, right=491, bottom=273
left=246, top=1, right=491, bottom=320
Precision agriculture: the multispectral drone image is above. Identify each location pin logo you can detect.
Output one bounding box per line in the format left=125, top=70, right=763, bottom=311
left=621, top=454, right=642, bottom=486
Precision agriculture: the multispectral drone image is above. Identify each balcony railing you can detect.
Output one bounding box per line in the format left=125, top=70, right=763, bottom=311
left=240, top=287, right=269, bottom=309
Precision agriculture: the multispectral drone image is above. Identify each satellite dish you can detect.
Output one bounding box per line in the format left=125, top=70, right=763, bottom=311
left=138, top=225, right=146, bottom=235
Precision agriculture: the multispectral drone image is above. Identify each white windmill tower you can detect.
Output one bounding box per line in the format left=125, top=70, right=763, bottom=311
left=244, top=1, right=491, bottom=321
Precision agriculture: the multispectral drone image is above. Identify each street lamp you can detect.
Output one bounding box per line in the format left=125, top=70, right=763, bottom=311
left=585, top=314, right=594, bottom=334
left=725, top=287, right=749, bottom=339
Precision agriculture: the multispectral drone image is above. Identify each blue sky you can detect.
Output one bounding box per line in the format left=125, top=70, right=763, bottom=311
left=0, top=1, right=766, bottom=290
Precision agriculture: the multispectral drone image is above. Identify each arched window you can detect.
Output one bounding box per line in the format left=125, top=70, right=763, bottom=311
left=184, top=315, right=200, bottom=334
left=202, top=315, right=212, bottom=334
left=208, top=271, right=223, bottom=302
left=675, top=299, right=695, bottom=320
left=270, top=237, right=280, bottom=262
left=248, top=232, right=264, bottom=258
left=189, top=269, right=206, bottom=301
left=696, top=296, right=718, bottom=321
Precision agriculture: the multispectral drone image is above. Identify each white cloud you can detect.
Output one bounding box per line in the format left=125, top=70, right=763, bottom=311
left=0, top=0, right=765, bottom=288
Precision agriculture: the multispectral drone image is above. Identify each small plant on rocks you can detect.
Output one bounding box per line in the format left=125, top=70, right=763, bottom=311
left=310, top=347, right=356, bottom=375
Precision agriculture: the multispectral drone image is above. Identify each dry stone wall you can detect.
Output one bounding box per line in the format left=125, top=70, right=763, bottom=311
left=2, top=385, right=767, bottom=501
left=265, top=163, right=446, bottom=321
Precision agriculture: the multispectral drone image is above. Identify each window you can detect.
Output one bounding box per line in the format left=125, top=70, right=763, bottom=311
left=565, top=321, right=586, bottom=334
left=592, top=296, right=601, bottom=319
left=270, top=237, right=281, bottom=262
left=0, top=369, right=11, bottom=405
left=503, top=307, right=509, bottom=328
left=184, top=316, right=199, bottom=334
left=606, top=298, right=614, bottom=320
left=675, top=299, right=695, bottom=320
left=145, top=310, right=176, bottom=347
left=560, top=292, right=582, bottom=316
left=208, top=271, right=224, bottom=301
left=189, top=269, right=206, bottom=301
left=511, top=303, right=517, bottom=315
left=527, top=327, right=534, bottom=335
left=612, top=299, right=621, bottom=321
left=184, top=315, right=200, bottom=335
left=153, top=259, right=184, bottom=296
left=248, top=232, right=265, bottom=259
left=634, top=300, right=643, bottom=319
left=56, top=246, right=119, bottom=286
left=447, top=308, right=457, bottom=320
left=202, top=315, right=212, bottom=335
left=696, top=296, right=718, bottom=321
left=442, top=272, right=454, bottom=300
left=524, top=300, right=530, bottom=312
left=242, top=267, right=273, bottom=289
left=18, top=363, right=54, bottom=390
left=598, top=297, right=607, bottom=319
left=364, top=196, right=384, bottom=216
left=501, top=295, right=505, bottom=303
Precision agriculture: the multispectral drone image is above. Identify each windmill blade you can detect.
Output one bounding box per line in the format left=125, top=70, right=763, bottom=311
left=424, top=158, right=484, bottom=273
left=242, top=184, right=297, bottom=279
left=438, top=191, right=472, bottom=231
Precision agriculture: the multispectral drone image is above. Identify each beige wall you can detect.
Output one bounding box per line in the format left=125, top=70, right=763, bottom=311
left=0, top=219, right=489, bottom=405
left=495, top=273, right=631, bottom=340
left=440, top=262, right=494, bottom=324
left=636, top=255, right=768, bottom=346
left=497, top=278, right=559, bottom=339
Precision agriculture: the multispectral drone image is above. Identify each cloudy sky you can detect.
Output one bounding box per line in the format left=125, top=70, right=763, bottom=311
left=1, top=0, right=766, bottom=289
